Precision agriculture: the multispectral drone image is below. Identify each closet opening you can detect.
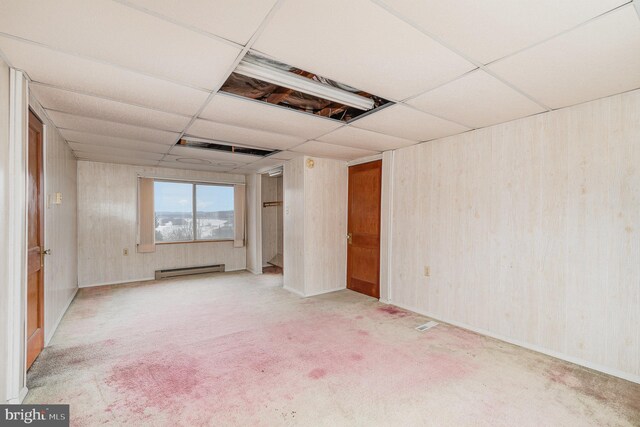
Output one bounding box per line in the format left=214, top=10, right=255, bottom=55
left=261, top=168, right=283, bottom=274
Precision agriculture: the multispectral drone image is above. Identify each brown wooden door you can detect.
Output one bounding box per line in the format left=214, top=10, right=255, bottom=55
left=26, top=110, right=45, bottom=369
left=346, top=160, right=382, bottom=298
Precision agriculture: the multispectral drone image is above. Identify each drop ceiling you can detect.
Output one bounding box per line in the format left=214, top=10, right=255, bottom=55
left=0, top=0, right=638, bottom=174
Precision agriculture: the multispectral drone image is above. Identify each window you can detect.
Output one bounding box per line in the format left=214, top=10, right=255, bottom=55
left=196, top=184, right=234, bottom=240
left=154, top=180, right=234, bottom=243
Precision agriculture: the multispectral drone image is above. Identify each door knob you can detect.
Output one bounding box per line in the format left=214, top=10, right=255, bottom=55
left=41, top=249, right=51, bottom=255
left=347, top=233, right=352, bottom=244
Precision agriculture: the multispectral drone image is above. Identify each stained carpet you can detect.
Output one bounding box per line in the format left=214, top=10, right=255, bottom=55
left=25, top=271, right=639, bottom=426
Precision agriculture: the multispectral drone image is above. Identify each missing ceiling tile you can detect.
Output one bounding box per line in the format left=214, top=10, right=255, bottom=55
left=220, top=52, right=392, bottom=123
left=178, top=138, right=281, bottom=158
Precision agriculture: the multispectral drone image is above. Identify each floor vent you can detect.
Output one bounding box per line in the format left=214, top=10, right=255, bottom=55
left=155, top=264, right=225, bottom=280
left=415, top=321, right=439, bottom=332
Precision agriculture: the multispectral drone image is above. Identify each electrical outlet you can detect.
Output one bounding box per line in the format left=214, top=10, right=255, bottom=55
left=123, top=248, right=129, bottom=256
left=424, top=266, right=430, bottom=277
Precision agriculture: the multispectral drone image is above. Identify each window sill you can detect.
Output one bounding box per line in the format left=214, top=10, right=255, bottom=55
left=155, top=239, right=234, bottom=245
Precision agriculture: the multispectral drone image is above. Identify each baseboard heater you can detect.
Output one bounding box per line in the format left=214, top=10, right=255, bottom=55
left=154, top=264, right=225, bottom=280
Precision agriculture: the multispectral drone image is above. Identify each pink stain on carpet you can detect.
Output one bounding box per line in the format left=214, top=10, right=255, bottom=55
left=308, top=368, right=327, bottom=379
left=377, top=305, right=410, bottom=317
left=105, top=353, right=203, bottom=415
left=99, top=312, right=476, bottom=425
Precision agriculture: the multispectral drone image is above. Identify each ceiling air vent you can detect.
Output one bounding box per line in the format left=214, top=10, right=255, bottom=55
left=220, top=52, right=392, bottom=123
left=178, top=138, right=280, bottom=158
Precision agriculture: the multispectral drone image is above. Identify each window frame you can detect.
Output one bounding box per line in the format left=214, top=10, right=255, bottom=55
left=153, top=179, right=235, bottom=245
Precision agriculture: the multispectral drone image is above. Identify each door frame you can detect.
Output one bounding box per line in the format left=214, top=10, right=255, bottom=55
left=26, top=108, right=46, bottom=370
left=3, top=73, right=49, bottom=403
left=3, top=69, right=30, bottom=403
left=346, top=152, right=393, bottom=303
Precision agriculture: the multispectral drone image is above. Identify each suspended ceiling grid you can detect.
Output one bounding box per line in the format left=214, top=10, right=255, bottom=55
left=0, top=0, right=638, bottom=173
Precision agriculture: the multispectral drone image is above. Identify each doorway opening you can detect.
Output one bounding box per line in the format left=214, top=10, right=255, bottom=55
left=261, top=170, right=283, bottom=274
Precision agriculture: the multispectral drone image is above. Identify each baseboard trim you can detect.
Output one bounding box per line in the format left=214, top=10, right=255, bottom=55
left=7, top=387, right=29, bottom=404
left=247, top=268, right=262, bottom=275
left=19, top=386, right=28, bottom=403
left=45, top=287, right=78, bottom=345
left=390, top=300, right=640, bottom=385
left=283, top=285, right=346, bottom=298
left=283, top=285, right=305, bottom=297
left=304, top=286, right=346, bottom=297
left=79, top=277, right=155, bottom=288
left=80, top=268, right=247, bottom=289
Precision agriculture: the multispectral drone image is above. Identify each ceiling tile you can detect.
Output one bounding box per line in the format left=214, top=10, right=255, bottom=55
left=169, top=145, right=256, bottom=165
left=230, top=167, right=262, bottom=174
left=200, top=94, right=342, bottom=139
left=352, top=104, right=469, bottom=141
left=292, top=141, right=378, bottom=161
left=487, top=6, right=640, bottom=109
left=123, top=0, right=278, bottom=45
left=31, top=84, right=191, bottom=132
left=245, top=157, right=286, bottom=172
left=268, top=151, right=303, bottom=160
left=0, top=36, right=209, bottom=116
left=60, top=130, right=170, bottom=153
left=157, top=160, right=235, bottom=173
left=186, top=119, right=304, bottom=150
left=317, top=126, right=415, bottom=151
left=69, top=143, right=165, bottom=160
left=0, top=0, right=241, bottom=89
left=75, top=153, right=159, bottom=167
left=252, top=0, right=474, bottom=101
left=46, top=111, right=179, bottom=144
left=407, top=70, right=546, bottom=128
left=378, top=0, right=626, bottom=63
left=161, top=154, right=239, bottom=170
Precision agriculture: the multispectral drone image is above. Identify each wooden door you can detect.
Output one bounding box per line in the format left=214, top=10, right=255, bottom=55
left=346, top=160, right=382, bottom=298
left=26, top=110, right=45, bottom=369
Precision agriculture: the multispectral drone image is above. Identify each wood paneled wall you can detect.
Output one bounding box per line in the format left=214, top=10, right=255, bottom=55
left=389, top=89, right=640, bottom=381
left=283, top=156, right=348, bottom=296
left=29, top=95, right=78, bottom=344
left=304, top=157, right=348, bottom=295
left=245, top=173, right=262, bottom=274
left=77, top=162, right=246, bottom=287
left=283, top=157, right=305, bottom=295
